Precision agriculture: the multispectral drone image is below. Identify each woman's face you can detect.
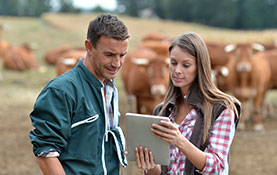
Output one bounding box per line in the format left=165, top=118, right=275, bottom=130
left=169, top=46, right=197, bottom=94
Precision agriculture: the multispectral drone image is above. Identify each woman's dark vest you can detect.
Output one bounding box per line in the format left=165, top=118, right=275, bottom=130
left=153, top=84, right=241, bottom=175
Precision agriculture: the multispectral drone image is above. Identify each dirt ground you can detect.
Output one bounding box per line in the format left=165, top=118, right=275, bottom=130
left=0, top=73, right=276, bottom=175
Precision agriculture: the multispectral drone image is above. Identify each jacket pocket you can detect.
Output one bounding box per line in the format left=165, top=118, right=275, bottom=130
left=67, top=113, right=100, bottom=159
left=71, top=114, right=99, bottom=128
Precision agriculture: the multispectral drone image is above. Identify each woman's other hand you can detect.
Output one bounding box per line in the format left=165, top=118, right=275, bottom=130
left=124, top=151, right=128, bottom=156
left=135, top=146, right=156, bottom=170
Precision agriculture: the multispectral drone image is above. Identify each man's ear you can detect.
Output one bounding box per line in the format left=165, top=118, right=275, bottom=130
left=85, top=39, right=93, bottom=55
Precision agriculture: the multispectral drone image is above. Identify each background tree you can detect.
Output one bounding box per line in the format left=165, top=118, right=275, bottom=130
left=0, top=0, right=277, bottom=29
left=238, top=0, right=277, bottom=29
left=163, top=0, right=193, bottom=21
left=192, top=0, right=238, bottom=28
left=264, top=0, right=277, bottom=28
left=0, top=0, right=21, bottom=16
left=0, top=0, right=52, bottom=16
left=117, top=0, right=156, bottom=16
left=58, top=0, right=81, bottom=13
left=91, top=5, right=107, bottom=13
left=116, top=0, right=277, bottom=29
left=150, top=0, right=167, bottom=19
left=20, top=0, right=52, bottom=16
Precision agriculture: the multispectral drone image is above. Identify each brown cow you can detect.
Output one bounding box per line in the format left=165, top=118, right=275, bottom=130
left=0, top=24, right=3, bottom=80
left=137, top=40, right=170, bottom=57
left=3, top=42, right=38, bottom=71
left=55, top=49, right=86, bottom=76
left=44, top=45, right=85, bottom=65
left=205, top=40, right=230, bottom=69
left=224, top=42, right=271, bottom=131
left=0, top=40, right=10, bottom=80
left=121, top=48, right=169, bottom=114
left=264, top=49, right=277, bottom=89
left=141, top=33, right=173, bottom=42
left=260, top=40, right=277, bottom=51
left=204, top=40, right=230, bottom=90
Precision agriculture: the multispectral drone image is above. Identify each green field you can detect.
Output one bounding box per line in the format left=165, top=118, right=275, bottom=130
left=0, top=13, right=277, bottom=175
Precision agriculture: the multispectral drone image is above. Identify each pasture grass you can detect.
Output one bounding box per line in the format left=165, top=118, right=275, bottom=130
left=0, top=13, right=277, bottom=175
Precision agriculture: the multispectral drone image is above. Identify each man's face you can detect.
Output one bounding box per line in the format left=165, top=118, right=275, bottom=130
left=85, top=35, right=128, bottom=82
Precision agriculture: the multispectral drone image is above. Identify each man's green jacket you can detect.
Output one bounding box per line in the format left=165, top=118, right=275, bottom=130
left=29, top=60, right=127, bottom=175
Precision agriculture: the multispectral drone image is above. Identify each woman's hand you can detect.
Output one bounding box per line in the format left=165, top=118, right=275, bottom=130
left=124, top=151, right=128, bottom=156
left=135, top=146, right=156, bottom=171
left=151, top=120, right=186, bottom=147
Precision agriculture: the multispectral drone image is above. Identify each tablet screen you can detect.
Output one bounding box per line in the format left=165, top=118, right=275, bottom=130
left=125, top=113, right=170, bottom=165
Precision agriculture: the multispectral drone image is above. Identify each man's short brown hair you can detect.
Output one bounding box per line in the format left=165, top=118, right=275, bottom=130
left=87, top=14, right=129, bottom=48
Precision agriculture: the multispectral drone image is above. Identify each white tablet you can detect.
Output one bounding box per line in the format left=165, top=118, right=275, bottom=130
left=125, top=112, right=170, bottom=165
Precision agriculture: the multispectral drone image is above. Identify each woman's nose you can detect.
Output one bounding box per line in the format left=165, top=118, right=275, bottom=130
left=174, top=65, right=182, bottom=74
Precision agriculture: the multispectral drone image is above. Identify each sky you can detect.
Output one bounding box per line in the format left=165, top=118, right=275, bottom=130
left=72, top=0, right=117, bottom=10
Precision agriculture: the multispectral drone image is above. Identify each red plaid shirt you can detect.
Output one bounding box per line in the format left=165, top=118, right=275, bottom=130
left=167, top=107, right=236, bottom=174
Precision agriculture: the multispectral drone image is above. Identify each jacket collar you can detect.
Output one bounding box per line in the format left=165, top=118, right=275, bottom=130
left=76, top=59, right=104, bottom=89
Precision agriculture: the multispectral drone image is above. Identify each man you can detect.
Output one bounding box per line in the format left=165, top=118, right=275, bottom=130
left=29, top=14, right=129, bottom=175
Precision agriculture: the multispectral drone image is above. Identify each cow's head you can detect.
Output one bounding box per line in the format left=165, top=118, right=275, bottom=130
left=131, top=57, right=169, bottom=97
left=225, top=43, right=264, bottom=72
left=224, top=42, right=264, bottom=100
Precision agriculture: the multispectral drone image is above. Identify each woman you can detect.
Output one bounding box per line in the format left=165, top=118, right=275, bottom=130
left=135, top=32, right=241, bottom=175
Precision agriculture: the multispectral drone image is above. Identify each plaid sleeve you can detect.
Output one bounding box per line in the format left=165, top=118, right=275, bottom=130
left=198, top=108, right=236, bottom=174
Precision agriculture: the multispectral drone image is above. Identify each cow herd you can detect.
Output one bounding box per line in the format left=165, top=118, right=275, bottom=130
left=0, top=24, right=39, bottom=80
left=210, top=41, right=277, bottom=131
left=0, top=23, right=86, bottom=79
left=44, top=45, right=85, bottom=76
left=122, top=33, right=277, bottom=132
left=1, top=24, right=276, bottom=131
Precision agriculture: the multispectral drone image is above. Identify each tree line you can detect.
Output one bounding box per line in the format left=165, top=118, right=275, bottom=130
left=0, top=0, right=82, bottom=17
left=117, top=0, right=277, bottom=29
left=1, top=0, right=277, bottom=30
